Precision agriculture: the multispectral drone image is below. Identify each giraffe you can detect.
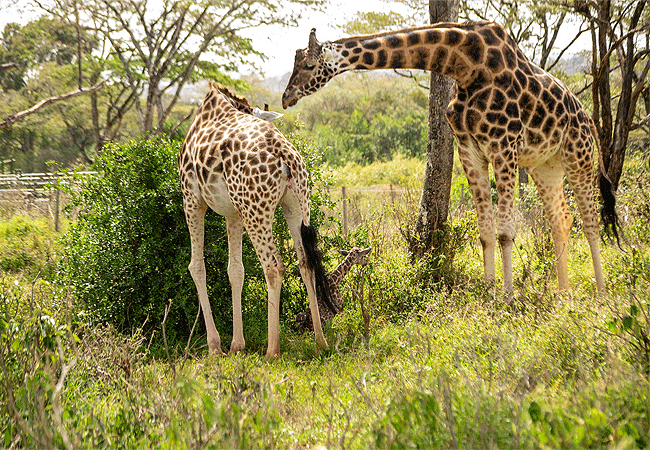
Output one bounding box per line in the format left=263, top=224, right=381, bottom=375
left=179, top=82, right=332, bottom=358
left=282, top=21, right=620, bottom=295
left=295, top=247, right=371, bottom=333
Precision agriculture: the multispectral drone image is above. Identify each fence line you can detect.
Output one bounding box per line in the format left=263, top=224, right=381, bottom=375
left=0, top=171, right=97, bottom=231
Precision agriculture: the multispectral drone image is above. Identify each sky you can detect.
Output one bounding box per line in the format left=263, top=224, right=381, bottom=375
left=242, top=1, right=399, bottom=78
left=0, top=0, right=393, bottom=78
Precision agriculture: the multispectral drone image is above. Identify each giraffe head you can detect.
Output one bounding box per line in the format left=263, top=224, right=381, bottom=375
left=208, top=81, right=283, bottom=121
left=282, top=28, right=343, bottom=109
left=339, top=247, right=372, bottom=267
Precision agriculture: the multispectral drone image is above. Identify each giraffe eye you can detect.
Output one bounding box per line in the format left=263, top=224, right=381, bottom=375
left=305, top=64, right=316, bottom=71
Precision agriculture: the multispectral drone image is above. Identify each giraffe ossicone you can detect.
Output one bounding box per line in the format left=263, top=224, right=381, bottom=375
left=282, top=21, right=620, bottom=295
left=179, top=82, right=331, bottom=359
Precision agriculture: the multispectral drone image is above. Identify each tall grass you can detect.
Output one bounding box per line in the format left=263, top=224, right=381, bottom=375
left=1, top=149, right=649, bottom=449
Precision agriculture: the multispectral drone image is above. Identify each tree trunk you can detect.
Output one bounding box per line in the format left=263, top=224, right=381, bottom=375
left=585, top=0, right=648, bottom=191
left=410, top=0, right=459, bottom=258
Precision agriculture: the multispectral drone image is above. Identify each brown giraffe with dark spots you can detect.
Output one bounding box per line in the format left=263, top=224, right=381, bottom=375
left=295, top=247, right=371, bottom=333
left=179, top=82, right=332, bottom=358
left=282, top=21, right=619, bottom=295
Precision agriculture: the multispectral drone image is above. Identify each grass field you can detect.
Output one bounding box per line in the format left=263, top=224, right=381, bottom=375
left=1, top=150, right=649, bottom=449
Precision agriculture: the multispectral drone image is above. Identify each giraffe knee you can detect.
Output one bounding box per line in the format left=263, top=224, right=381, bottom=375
left=188, top=259, right=205, bottom=279
left=265, top=261, right=286, bottom=287
left=498, top=232, right=514, bottom=247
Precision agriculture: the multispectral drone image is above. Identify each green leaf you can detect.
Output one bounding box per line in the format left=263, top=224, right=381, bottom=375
left=607, top=319, right=618, bottom=334
left=529, top=401, right=542, bottom=422
left=622, top=315, right=634, bottom=331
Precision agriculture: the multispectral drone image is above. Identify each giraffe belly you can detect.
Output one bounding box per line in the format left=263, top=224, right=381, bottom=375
left=518, top=133, right=561, bottom=169
left=200, top=177, right=238, bottom=216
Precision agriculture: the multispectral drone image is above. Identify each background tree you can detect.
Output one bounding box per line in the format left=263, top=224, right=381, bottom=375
left=410, top=0, right=459, bottom=258
left=0, top=17, right=105, bottom=169
left=574, top=0, right=649, bottom=191
left=43, top=0, right=325, bottom=135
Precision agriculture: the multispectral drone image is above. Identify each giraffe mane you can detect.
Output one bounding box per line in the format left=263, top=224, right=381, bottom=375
left=332, top=21, right=495, bottom=45
left=208, top=81, right=251, bottom=107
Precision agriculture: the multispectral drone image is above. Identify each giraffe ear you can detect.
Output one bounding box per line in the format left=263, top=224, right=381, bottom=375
left=252, top=108, right=283, bottom=122
left=338, top=249, right=349, bottom=257
left=360, top=248, right=372, bottom=257
left=308, top=28, right=322, bottom=63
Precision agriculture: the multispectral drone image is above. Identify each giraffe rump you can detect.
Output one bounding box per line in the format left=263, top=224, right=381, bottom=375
left=300, top=222, right=336, bottom=314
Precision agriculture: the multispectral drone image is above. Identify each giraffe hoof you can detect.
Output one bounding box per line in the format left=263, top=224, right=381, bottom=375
left=316, top=335, right=329, bottom=351
left=229, top=341, right=246, bottom=355
left=209, top=348, right=226, bottom=357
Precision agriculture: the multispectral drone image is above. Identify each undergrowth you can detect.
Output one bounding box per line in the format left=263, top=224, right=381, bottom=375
left=1, top=144, right=649, bottom=449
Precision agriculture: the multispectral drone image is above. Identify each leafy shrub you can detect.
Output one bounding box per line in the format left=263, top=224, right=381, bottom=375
left=58, top=135, right=335, bottom=350
left=0, top=279, right=77, bottom=448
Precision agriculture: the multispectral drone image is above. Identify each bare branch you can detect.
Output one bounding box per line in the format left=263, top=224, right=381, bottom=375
left=0, top=62, right=18, bottom=71
left=0, top=80, right=106, bottom=130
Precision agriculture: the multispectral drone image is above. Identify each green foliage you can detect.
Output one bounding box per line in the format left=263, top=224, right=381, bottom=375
left=57, top=137, right=236, bottom=346
left=0, top=280, right=77, bottom=448
left=606, top=297, right=650, bottom=376
left=283, top=74, right=429, bottom=165
left=373, top=390, right=441, bottom=449
left=325, top=154, right=425, bottom=187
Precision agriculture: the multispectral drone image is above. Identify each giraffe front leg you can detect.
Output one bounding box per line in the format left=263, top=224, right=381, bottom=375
left=494, top=178, right=517, bottom=296
left=458, top=147, right=497, bottom=284
left=184, top=198, right=224, bottom=356
left=225, top=215, right=245, bottom=354
left=492, top=156, right=518, bottom=297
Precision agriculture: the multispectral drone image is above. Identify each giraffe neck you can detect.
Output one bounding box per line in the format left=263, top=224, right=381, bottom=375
left=328, top=254, right=357, bottom=287
left=330, top=23, right=482, bottom=88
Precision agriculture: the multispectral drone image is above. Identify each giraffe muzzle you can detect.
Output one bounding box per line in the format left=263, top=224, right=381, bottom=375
left=281, top=91, right=299, bottom=109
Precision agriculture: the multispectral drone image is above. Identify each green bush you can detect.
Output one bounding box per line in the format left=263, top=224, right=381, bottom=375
left=57, top=135, right=335, bottom=350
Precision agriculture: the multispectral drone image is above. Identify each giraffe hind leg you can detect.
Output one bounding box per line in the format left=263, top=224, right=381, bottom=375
left=564, top=160, right=606, bottom=293
left=529, top=155, right=572, bottom=291
left=282, top=201, right=328, bottom=351
left=184, top=195, right=224, bottom=355
left=225, top=215, right=246, bottom=354
left=243, top=221, right=285, bottom=359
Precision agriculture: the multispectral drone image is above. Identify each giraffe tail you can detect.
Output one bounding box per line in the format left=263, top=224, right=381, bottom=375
left=590, top=119, right=621, bottom=245
left=300, top=222, right=337, bottom=315
left=598, top=172, right=621, bottom=245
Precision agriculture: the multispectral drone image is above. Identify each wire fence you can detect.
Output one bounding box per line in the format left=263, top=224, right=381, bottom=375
left=0, top=171, right=96, bottom=231
left=0, top=169, right=463, bottom=241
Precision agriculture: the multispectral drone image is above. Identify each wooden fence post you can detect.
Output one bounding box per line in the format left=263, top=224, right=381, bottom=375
left=342, top=186, right=348, bottom=240
left=54, top=184, right=60, bottom=232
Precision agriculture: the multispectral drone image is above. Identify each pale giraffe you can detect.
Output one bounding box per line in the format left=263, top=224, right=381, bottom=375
left=295, top=247, right=372, bottom=333
left=282, top=21, right=620, bottom=295
left=179, top=82, right=332, bottom=358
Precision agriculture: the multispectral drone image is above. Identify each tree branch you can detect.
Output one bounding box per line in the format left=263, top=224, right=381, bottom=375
left=632, top=113, right=650, bottom=130
left=0, top=80, right=106, bottom=130
left=0, top=62, right=18, bottom=71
